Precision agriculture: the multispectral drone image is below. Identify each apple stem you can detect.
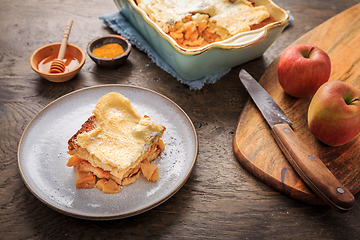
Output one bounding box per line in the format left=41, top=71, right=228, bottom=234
left=307, top=47, right=315, bottom=58
left=348, top=97, right=360, bottom=104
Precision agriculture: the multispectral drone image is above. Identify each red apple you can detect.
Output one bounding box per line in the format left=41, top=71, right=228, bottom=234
left=278, top=44, right=331, bottom=98
left=308, top=80, right=360, bottom=146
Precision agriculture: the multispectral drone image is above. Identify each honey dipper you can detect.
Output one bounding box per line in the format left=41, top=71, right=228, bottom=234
left=49, top=19, right=73, bottom=73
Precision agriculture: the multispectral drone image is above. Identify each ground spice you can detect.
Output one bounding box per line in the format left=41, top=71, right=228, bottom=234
left=92, top=43, right=124, bottom=58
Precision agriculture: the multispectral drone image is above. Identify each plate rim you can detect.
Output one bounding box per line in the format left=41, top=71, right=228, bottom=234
left=17, top=84, right=198, bottom=220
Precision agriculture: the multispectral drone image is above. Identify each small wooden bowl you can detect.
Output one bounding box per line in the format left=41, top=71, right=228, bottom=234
left=87, top=35, right=131, bottom=68
left=30, top=43, right=85, bottom=82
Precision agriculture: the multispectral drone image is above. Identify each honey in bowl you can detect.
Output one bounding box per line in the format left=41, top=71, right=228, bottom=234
left=38, top=54, right=80, bottom=73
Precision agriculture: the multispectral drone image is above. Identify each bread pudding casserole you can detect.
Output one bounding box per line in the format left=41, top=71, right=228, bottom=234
left=135, top=0, right=274, bottom=48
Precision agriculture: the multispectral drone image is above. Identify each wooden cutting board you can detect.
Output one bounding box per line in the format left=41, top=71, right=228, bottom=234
left=233, top=3, right=360, bottom=205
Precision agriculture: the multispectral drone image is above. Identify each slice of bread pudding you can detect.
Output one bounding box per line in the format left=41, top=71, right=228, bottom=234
left=67, top=92, right=165, bottom=193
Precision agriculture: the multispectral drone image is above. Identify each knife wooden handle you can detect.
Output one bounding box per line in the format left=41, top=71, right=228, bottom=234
left=272, top=124, right=355, bottom=212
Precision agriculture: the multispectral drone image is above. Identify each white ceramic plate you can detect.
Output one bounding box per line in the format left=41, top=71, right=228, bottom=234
left=18, top=85, right=198, bottom=220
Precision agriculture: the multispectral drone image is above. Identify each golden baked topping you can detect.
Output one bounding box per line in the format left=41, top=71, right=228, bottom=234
left=74, top=92, right=165, bottom=170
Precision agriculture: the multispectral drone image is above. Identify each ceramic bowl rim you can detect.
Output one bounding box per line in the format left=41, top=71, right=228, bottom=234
left=86, top=34, right=132, bottom=62
left=29, top=42, right=86, bottom=77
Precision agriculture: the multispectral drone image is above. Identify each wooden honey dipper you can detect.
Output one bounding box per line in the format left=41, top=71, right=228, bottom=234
left=49, top=19, right=73, bottom=73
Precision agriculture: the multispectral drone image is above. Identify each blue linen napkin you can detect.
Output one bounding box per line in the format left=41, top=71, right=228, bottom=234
left=100, top=11, right=293, bottom=90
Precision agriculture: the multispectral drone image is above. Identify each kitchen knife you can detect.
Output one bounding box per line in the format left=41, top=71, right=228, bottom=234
left=239, top=69, right=355, bottom=212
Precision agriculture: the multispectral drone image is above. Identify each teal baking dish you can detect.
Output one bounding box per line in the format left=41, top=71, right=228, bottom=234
left=114, top=0, right=289, bottom=81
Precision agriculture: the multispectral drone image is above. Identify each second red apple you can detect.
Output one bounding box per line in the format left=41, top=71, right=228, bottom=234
left=277, top=44, right=331, bottom=98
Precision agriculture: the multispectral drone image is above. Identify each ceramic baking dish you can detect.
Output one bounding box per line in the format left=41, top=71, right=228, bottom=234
left=114, top=0, right=289, bottom=81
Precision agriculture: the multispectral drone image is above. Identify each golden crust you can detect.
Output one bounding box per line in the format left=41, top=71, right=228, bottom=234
left=68, top=116, right=96, bottom=152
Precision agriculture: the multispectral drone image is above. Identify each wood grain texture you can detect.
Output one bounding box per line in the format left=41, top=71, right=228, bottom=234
left=2, top=0, right=360, bottom=239
left=234, top=4, right=360, bottom=205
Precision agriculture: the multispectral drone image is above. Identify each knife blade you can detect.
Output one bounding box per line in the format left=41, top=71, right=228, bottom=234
left=239, top=69, right=355, bottom=212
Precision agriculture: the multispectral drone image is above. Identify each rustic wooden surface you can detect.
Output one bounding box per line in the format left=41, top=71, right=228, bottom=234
left=234, top=3, right=360, bottom=206
left=1, top=0, right=360, bottom=239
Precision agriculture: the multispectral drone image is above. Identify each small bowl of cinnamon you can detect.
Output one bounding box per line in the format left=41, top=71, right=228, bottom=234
left=87, top=35, right=132, bottom=68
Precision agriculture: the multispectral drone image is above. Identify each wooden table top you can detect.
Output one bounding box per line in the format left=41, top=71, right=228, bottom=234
left=1, top=0, right=360, bottom=239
